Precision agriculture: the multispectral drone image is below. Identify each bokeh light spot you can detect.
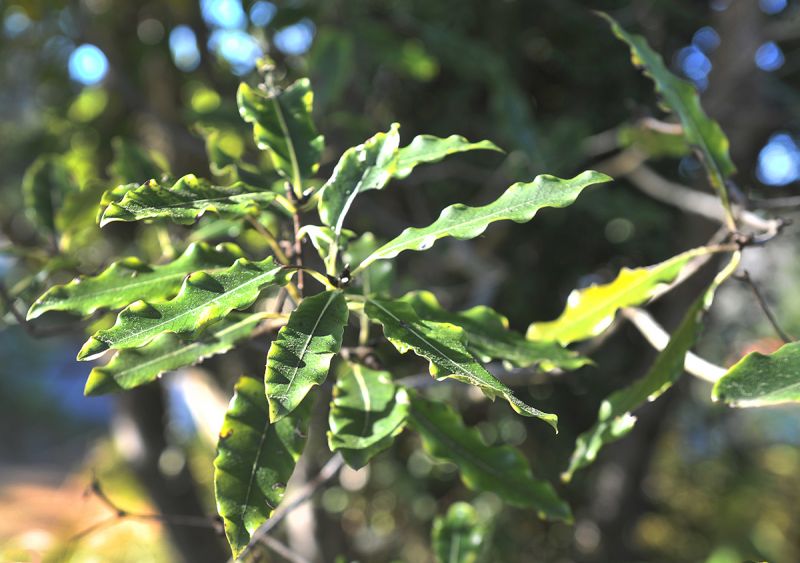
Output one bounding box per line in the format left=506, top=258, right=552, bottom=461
left=757, top=133, right=800, bottom=186
left=274, top=18, right=315, bottom=56
left=755, top=41, right=784, bottom=72
left=169, top=25, right=201, bottom=72
left=68, top=44, right=109, bottom=85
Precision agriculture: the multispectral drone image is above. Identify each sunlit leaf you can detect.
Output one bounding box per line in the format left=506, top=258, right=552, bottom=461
left=432, top=502, right=491, bottom=563
left=365, top=297, right=557, bottom=429
left=265, top=290, right=349, bottom=422
left=99, top=174, right=277, bottom=226
left=401, top=291, right=588, bottom=372
left=409, top=394, right=571, bottom=521
left=562, top=253, right=739, bottom=481
left=28, top=242, right=244, bottom=319
left=77, top=256, right=293, bottom=360
left=353, top=171, right=610, bottom=274
left=84, top=312, right=266, bottom=395
left=328, top=362, right=409, bottom=468
left=394, top=134, right=502, bottom=179
left=527, top=246, right=717, bottom=346
left=602, top=13, right=736, bottom=227
left=713, top=341, right=800, bottom=407
left=238, top=79, right=324, bottom=186
left=214, top=376, right=311, bottom=559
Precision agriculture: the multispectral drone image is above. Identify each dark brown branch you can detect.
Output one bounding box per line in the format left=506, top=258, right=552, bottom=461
left=736, top=270, right=795, bottom=344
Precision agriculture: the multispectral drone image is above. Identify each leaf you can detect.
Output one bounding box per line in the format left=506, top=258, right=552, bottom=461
left=342, top=232, right=394, bottom=296
left=713, top=341, right=800, bottom=407
left=562, top=252, right=739, bottom=481
left=318, top=124, right=401, bottom=235
left=84, top=312, right=266, bottom=395
left=265, top=290, right=349, bottom=422
left=394, top=134, right=502, bottom=179
left=432, top=502, right=491, bottom=563
left=617, top=122, right=690, bottom=159
left=327, top=362, right=409, bottom=468
left=214, top=375, right=311, bottom=559
left=237, top=79, right=324, bottom=186
left=107, top=137, right=167, bottom=185
left=527, top=246, right=717, bottom=346
left=602, top=13, right=736, bottom=227
left=22, top=156, right=75, bottom=233
left=409, top=394, right=571, bottom=521
left=352, top=171, right=610, bottom=274
left=28, top=242, right=244, bottom=319
left=401, top=291, right=588, bottom=372
left=77, top=256, right=293, bottom=360
left=365, top=298, right=557, bottom=430
left=99, top=174, right=277, bottom=226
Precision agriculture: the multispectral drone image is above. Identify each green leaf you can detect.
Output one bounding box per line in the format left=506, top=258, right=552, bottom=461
left=713, top=341, right=800, bottom=407
left=401, top=291, right=588, bottom=372
left=527, top=246, right=716, bottom=346
left=328, top=362, right=409, bottom=468
left=432, top=502, right=490, bottom=563
left=237, top=79, right=324, bottom=187
left=352, top=171, right=610, bottom=275
left=214, top=376, right=311, bottom=559
left=265, top=290, right=349, bottom=422
left=342, top=232, right=394, bottom=296
left=107, top=137, right=167, bottom=185
left=617, top=122, right=690, bottom=159
left=84, top=312, right=265, bottom=395
left=409, top=394, right=571, bottom=521
left=394, top=134, right=502, bottom=179
left=318, top=124, right=401, bottom=235
left=28, top=242, right=244, bottom=319
left=562, top=252, right=739, bottom=481
left=602, top=13, right=736, bottom=227
left=365, top=298, right=557, bottom=430
left=77, top=256, right=293, bottom=360
left=22, top=156, right=76, bottom=233
left=99, top=174, right=277, bottom=226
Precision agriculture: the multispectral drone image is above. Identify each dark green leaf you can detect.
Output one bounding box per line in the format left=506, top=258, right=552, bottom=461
left=328, top=362, right=409, bottom=468
left=22, top=156, right=76, bottom=233
left=713, top=341, right=800, bottom=407
left=214, top=376, right=311, bottom=559
left=409, top=394, right=570, bottom=521
left=265, top=290, right=349, bottom=422
left=432, top=502, right=491, bottom=563
left=77, top=256, right=293, bottom=359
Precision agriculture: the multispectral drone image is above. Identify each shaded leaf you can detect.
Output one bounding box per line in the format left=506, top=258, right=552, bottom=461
left=562, top=252, right=739, bottom=481
left=84, top=312, right=266, bottom=395
left=409, top=394, right=571, bottom=521
left=107, top=137, right=167, bottom=185
left=99, top=174, right=277, bottom=226
left=602, top=13, right=736, bottom=226
left=432, top=502, right=491, bottom=563
left=401, top=291, right=588, bottom=372
left=28, top=242, right=244, bottom=319
left=713, top=341, right=800, bottom=407
left=238, top=79, right=324, bottom=186
left=214, top=376, right=311, bottom=559
left=77, top=256, right=293, bottom=360
left=617, top=122, right=690, bottom=158
left=353, top=171, right=610, bottom=274
left=342, top=232, right=394, bottom=296
left=527, top=246, right=716, bottom=346
left=394, top=134, right=502, bottom=179
left=365, top=298, right=557, bottom=429
left=328, top=362, right=409, bottom=468
left=265, top=290, right=349, bottom=422
left=22, top=156, right=75, bottom=233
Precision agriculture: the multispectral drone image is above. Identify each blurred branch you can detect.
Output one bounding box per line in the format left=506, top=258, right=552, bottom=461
left=735, top=270, right=795, bottom=344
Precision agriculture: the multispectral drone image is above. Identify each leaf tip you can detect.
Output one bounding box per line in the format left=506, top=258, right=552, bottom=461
left=84, top=369, right=122, bottom=396
left=78, top=336, right=109, bottom=361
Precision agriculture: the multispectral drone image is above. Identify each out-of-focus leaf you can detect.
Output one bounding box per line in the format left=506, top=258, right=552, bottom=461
left=99, top=174, right=277, bottom=226
left=238, top=79, right=324, bottom=186
left=394, top=134, right=502, bottom=179
left=365, top=298, right=557, bottom=429
left=713, top=341, right=800, bottom=407
left=77, top=256, right=293, bottom=359
left=432, top=502, right=491, bottom=563
left=602, top=13, right=736, bottom=227
left=67, top=87, right=108, bottom=123
left=401, top=291, right=588, bottom=372
left=562, top=253, right=739, bottom=481
left=409, top=394, right=570, bottom=521
left=265, top=290, right=348, bottom=422
left=343, top=232, right=393, bottom=296
left=214, top=376, right=311, bottom=559
left=84, top=312, right=265, bottom=395
left=617, top=122, right=690, bottom=158
left=527, top=246, right=717, bottom=346
left=328, top=362, right=409, bottom=468
left=352, top=171, right=610, bottom=275
left=107, top=137, right=167, bottom=186
left=22, top=156, right=76, bottom=233
left=318, top=124, right=401, bottom=235
left=309, top=29, right=355, bottom=110
left=28, top=242, right=243, bottom=319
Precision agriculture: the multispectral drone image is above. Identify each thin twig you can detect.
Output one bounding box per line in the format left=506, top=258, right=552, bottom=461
left=286, top=183, right=305, bottom=297
left=247, top=215, right=291, bottom=265
left=736, top=270, right=795, bottom=343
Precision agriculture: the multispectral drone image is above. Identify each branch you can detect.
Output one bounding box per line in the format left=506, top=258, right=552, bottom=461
left=735, top=270, right=795, bottom=344
left=620, top=307, right=727, bottom=383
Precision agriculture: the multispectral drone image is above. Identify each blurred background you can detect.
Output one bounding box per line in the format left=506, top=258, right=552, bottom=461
left=1, top=0, right=800, bottom=561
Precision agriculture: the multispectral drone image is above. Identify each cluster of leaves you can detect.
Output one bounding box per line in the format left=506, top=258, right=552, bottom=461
left=15, top=14, right=796, bottom=561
